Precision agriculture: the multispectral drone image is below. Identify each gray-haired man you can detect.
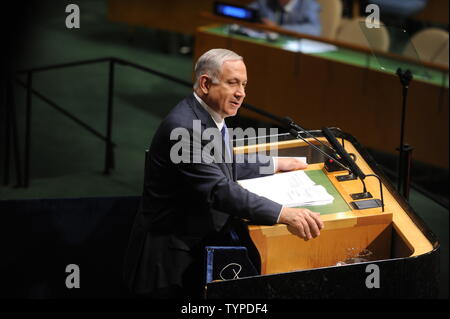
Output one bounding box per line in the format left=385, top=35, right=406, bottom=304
left=123, top=48, right=323, bottom=298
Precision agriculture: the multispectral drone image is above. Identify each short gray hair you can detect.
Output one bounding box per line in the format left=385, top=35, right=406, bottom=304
left=193, top=48, right=243, bottom=89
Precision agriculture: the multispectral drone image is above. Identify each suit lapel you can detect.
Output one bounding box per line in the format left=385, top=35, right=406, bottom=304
left=187, top=95, right=233, bottom=179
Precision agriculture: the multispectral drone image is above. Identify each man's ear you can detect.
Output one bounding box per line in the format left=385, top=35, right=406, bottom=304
left=199, top=75, right=210, bottom=95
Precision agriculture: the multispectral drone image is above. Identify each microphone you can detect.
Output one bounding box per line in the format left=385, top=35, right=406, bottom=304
left=240, top=99, right=384, bottom=211
left=322, top=127, right=384, bottom=210
left=396, top=68, right=413, bottom=87
left=284, top=117, right=336, bottom=154
left=288, top=128, right=350, bottom=173
left=322, top=127, right=366, bottom=181
left=284, top=117, right=352, bottom=174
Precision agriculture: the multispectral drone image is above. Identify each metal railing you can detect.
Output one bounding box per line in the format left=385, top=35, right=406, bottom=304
left=2, top=57, right=192, bottom=188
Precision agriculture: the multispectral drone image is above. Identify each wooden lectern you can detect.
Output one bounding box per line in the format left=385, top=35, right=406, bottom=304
left=205, top=130, right=439, bottom=298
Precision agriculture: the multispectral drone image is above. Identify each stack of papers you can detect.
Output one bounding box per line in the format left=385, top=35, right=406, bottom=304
left=238, top=170, right=334, bottom=207
left=283, top=39, right=338, bottom=54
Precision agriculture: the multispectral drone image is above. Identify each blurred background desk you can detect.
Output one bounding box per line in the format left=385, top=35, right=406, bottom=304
left=106, top=0, right=448, bottom=201
left=194, top=24, right=449, bottom=172
left=107, top=0, right=253, bottom=35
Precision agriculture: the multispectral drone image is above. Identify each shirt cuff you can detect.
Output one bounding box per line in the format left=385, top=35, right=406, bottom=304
left=276, top=205, right=284, bottom=224
left=272, top=156, right=278, bottom=174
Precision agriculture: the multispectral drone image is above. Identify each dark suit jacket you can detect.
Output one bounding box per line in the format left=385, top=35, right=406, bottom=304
left=123, top=94, right=282, bottom=296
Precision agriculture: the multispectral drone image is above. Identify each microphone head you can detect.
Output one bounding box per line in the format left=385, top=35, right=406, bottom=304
left=289, top=128, right=299, bottom=137
left=283, top=116, right=294, bottom=125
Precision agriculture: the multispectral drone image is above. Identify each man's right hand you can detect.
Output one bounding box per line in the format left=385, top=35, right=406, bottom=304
left=278, top=207, right=324, bottom=240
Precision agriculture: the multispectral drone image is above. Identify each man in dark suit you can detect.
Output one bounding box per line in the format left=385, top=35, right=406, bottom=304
left=123, top=48, right=324, bottom=298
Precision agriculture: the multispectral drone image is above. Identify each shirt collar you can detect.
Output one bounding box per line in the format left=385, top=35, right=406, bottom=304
left=193, top=92, right=225, bottom=130
left=284, top=0, right=297, bottom=13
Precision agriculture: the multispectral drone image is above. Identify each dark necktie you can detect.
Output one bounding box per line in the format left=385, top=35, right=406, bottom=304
left=221, top=123, right=239, bottom=244
left=278, top=9, right=285, bottom=25
left=221, top=123, right=232, bottom=162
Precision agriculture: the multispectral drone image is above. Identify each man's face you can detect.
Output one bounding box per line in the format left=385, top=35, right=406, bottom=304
left=207, top=60, right=247, bottom=118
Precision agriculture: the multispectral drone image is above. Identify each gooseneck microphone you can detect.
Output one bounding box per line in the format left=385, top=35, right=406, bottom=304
left=288, top=128, right=350, bottom=173
left=284, top=117, right=336, bottom=155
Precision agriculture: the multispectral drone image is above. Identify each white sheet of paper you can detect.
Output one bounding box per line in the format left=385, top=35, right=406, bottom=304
left=238, top=170, right=334, bottom=207
left=283, top=39, right=338, bottom=54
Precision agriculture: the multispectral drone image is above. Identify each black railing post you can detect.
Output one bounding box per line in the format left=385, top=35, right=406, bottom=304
left=399, top=144, right=414, bottom=200
left=2, top=77, right=10, bottom=186
left=24, top=72, right=32, bottom=187
left=5, top=79, right=23, bottom=187
left=104, top=59, right=115, bottom=175
left=396, top=68, right=413, bottom=198
left=10, top=79, right=23, bottom=188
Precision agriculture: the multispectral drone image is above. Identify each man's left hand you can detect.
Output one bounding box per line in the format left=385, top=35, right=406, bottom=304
left=276, top=158, right=307, bottom=172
